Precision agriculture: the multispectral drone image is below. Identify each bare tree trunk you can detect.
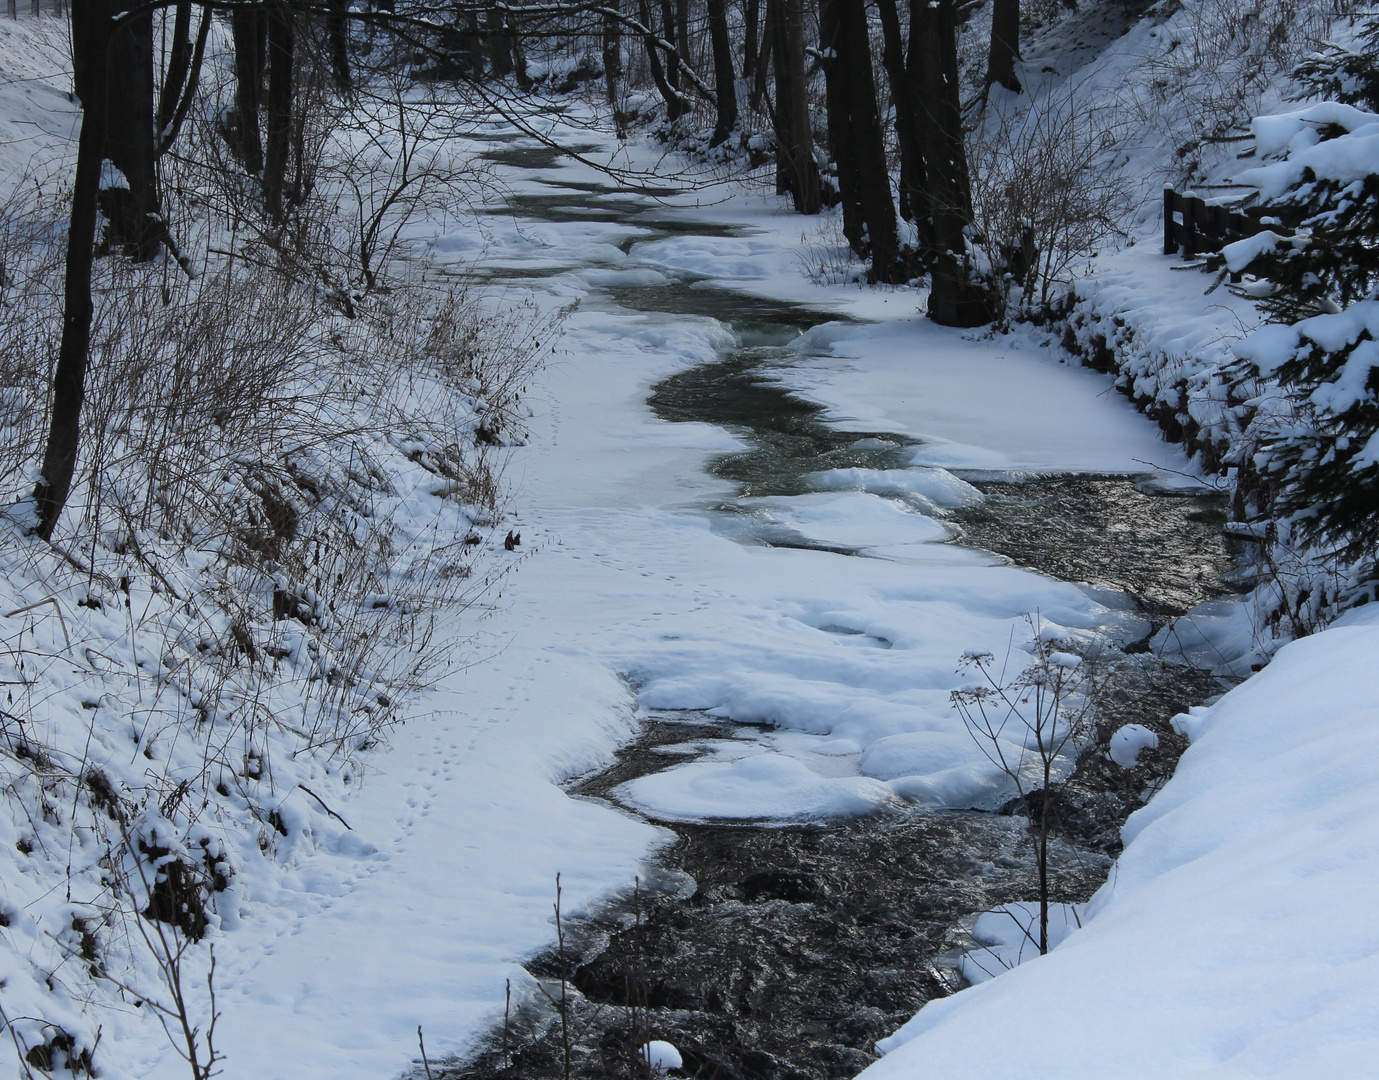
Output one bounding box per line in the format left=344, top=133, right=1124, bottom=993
left=466, top=10, right=485, bottom=78
left=674, top=0, right=689, bottom=71
left=706, top=0, right=737, bottom=145
left=639, top=0, right=688, bottom=120
left=874, top=0, right=926, bottom=236
left=158, top=0, right=193, bottom=133
left=752, top=0, right=773, bottom=112
left=743, top=0, right=759, bottom=90
left=603, top=0, right=624, bottom=133
left=230, top=5, right=265, bottom=173
left=819, top=0, right=897, bottom=277
left=986, top=0, right=1021, bottom=94
left=509, top=17, right=531, bottom=89
left=486, top=6, right=513, bottom=77
left=326, top=0, right=352, bottom=90
left=658, top=0, right=679, bottom=91
left=842, top=0, right=898, bottom=278
left=908, top=0, right=991, bottom=325
left=770, top=0, right=819, bottom=212
left=262, top=3, right=294, bottom=221
left=34, top=0, right=110, bottom=539
left=74, top=0, right=159, bottom=256
left=156, top=0, right=210, bottom=155
left=818, top=0, right=860, bottom=238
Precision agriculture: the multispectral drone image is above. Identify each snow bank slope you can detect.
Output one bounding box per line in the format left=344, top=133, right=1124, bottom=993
left=866, top=604, right=1379, bottom=1078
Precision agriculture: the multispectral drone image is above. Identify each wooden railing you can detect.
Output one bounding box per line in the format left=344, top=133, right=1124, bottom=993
left=1163, top=187, right=1286, bottom=258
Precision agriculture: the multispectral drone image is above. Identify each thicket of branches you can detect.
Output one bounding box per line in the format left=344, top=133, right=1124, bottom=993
left=0, top=8, right=562, bottom=1073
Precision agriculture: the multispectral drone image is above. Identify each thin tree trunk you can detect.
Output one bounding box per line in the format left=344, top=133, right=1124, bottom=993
left=658, top=0, right=679, bottom=90
left=603, top=0, right=624, bottom=133
left=874, top=0, right=925, bottom=236
left=509, top=16, right=531, bottom=89
left=157, top=0, right=192, bottom=134
left=262, top=3, right=293, bottom=220
left=752, top=0, right=773, bottom=112
left=770, top=0, right=819, bottom=213
left=326, top=0, right=352, bottom=90
left=230, top=5, right=264, bottom=173
left=155, top=0, right=210, bottom=156
left=819, top=0, right=861, bottom=239
left=639, top=0, right=687, bottom=120
left=908, top=0, right=991, bottom=325
left=674, top=0, right=689, bottom=71
left=743, top=0, right=759, bottom=90
left=34, top=0, right=110, bottom=539
left=706, top=0, right=737, bottom=145
left=986, top=0, right=1020, bottom=94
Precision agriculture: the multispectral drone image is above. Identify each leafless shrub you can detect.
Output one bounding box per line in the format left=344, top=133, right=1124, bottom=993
left=0, top=176, right=65, bottom=491
left=951, top=617, right=1105, bottom=955
left=328, top=78, right=496, bottom=296
left=969, top=86, right=1132, bottom=319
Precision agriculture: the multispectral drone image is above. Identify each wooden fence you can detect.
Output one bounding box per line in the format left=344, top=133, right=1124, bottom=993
left=1163, top=188, right=1286, bottom=258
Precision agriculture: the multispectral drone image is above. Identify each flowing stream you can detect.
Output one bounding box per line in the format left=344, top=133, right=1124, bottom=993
left=443, top=144, right=1250, bottom=1080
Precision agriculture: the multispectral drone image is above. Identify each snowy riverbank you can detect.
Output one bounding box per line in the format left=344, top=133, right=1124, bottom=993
left=866, top=601, right=1379, bottom=1078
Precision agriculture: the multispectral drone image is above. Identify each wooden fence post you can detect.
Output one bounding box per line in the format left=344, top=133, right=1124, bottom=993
left=1164, top=187, right=1175, bottom=255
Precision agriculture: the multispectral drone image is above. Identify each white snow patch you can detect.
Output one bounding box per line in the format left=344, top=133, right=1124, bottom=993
left=1107, top=723, right=1159, bottom=767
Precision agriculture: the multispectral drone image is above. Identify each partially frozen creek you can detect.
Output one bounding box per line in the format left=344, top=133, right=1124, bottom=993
left=438, top=134, right=1247, bottom=1080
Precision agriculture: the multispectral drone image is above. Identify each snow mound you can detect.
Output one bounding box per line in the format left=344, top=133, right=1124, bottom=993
left=616, top=752, right=903, bottom=822
left=1107, top=724, right=1158, bottom=768
left=741, top=492, right=951, bottom=549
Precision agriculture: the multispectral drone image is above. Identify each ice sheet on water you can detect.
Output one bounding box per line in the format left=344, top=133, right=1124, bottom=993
left=859, top=730, right=1003, bottom=780
left=616, top=751, right=904, bottom=822
left=577, top=267, right=673, bottom=288
left=905, top=439, right=1014, bottom=470
left=1151, top=596, right=1261, bottom=677
left=807, top=467, right=984, bottom=510
left=740, top=492, right=951, bottom=549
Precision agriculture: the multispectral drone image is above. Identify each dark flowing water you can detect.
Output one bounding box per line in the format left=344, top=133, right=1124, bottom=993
left=649, top=347, right=1249, bottom=626
left=439, top=153, right=1244, bottom=1080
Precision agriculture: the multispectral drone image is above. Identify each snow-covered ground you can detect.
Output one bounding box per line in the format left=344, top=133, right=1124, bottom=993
left=0, top=106, right=1205, bottom=1076
left=236, top=124, right=1194, bottom=1075
left=866, top=602, right=1379, bottom=1079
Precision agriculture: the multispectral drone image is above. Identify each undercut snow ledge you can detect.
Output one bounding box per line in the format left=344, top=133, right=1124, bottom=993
left=861, top=603, right=1379, bottom=1079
